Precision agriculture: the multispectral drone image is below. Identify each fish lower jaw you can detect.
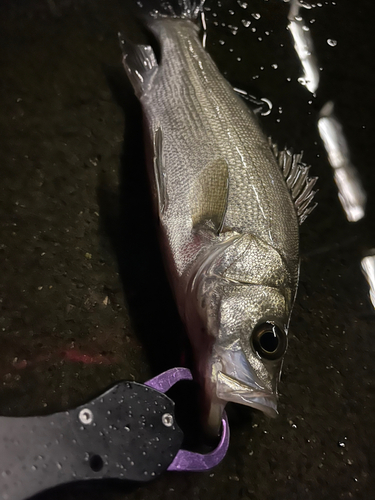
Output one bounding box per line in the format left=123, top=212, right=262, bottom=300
left=216, top=371, right=278, bottom=418
left=206, top=397, right=226, bottom=437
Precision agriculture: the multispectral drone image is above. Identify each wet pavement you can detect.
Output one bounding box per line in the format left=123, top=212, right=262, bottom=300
left=0, top=0, right=374, bottom=499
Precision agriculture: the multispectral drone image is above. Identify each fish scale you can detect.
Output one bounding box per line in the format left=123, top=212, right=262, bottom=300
left=145, top=21, right=298, bottom=272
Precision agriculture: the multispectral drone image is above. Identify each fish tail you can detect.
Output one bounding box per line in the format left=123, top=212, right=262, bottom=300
left=121, top=0, right=205, bottom=95
left=134, top=0, right=205, bottom=20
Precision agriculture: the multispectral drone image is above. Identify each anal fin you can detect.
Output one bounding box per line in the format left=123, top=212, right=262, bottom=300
left=119, top=33, right=158, bottom=97
left=269, top=138, right=318, bottom=225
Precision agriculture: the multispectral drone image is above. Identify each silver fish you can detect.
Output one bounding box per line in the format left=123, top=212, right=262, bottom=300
left=121, top=1, right=317, bottom=433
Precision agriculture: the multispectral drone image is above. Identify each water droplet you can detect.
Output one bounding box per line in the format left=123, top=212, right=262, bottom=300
left=327, top=39, right=337, bottom=47
left=338, top=441, right=346, bottom=448
left=237, top=0, right=248, bottom=8
left=299, top=0, right=313, bottom=8
left=271, top=64, right=278, bottom=69
left=219, top=40, right=225, bottom=45
left=251, top=12, right=261, bottom=19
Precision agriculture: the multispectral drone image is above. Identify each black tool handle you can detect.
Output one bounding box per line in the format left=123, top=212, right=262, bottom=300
left=0, top=381, right=183, bottom=500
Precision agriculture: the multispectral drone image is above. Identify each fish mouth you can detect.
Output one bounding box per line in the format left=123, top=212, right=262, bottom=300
left=216, top=371, right=278, bottom=418
left=213, top=347, right=278, bottom=418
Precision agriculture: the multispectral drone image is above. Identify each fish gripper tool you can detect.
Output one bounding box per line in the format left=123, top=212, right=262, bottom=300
left=0, top=367, right=229, bottom=500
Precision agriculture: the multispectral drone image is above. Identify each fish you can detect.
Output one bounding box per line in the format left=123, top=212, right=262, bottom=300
left=120, top=0, right=317, bottom=434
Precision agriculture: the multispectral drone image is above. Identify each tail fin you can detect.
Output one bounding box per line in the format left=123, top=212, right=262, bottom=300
left=134, top=0, right=205, bottom=20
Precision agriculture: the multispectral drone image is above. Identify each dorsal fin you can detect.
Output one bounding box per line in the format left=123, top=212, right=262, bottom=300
left=269, top=138, right=318, bottom=224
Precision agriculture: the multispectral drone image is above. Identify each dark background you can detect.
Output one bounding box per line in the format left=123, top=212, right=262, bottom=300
left=0, top=0, right=374, bottom=498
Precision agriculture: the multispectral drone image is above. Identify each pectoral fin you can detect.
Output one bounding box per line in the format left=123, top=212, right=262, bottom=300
left=190, top=158, right=229, bottom=234
left=153, top=127, right=168, bottom=217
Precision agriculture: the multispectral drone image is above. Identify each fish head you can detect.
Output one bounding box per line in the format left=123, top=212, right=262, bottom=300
left=202, top=281, right=292, bottom=433
left=193, top=234, right=297, bottom=434
left=199, top=281, right=292, bottom=434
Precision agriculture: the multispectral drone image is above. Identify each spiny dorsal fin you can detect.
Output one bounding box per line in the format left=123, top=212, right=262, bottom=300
left=269, top=138, right=318, bottom=224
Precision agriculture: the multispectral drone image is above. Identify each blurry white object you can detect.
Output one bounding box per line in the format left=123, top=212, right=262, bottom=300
left=361, top=253, right=375, bottom=308
left=288, top=0, right=319, bottom=93
left=318, top=101, right=366, bottom=222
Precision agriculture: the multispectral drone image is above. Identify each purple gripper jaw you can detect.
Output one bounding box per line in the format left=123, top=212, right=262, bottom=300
left=145, top=367, right=230, bottom=472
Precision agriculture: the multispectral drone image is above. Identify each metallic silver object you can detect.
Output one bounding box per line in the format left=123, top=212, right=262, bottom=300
left=318, top=101, right=366, bottom=222
left=162, top=413, right=174, bottom=427
left=288, top=0, right=319, bottom=94
left=79, top=408, right=94, bottom=425
left=361, top=253, right=375, bottom=309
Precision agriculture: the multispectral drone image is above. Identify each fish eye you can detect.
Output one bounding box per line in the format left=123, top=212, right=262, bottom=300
left=251, top=322, right=287, bottom=361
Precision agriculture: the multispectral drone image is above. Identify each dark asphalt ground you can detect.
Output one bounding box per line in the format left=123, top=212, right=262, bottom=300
left=1, top=0, right=375, bottom=499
